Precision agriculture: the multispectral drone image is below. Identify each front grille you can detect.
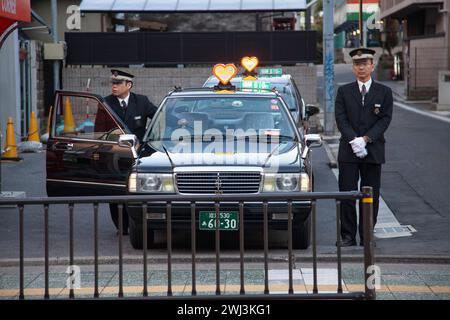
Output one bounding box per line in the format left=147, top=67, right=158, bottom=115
left=175, top=172, right=261, bottom=194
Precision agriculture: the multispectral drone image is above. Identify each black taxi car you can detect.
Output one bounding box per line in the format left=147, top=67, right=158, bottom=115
left=124, top=64, right=320, bottom=249
left=45, top=64, right=320, bottom=250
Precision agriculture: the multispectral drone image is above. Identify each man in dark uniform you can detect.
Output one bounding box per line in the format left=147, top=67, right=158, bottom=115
left=335, top=48, right=393, bottom=246
left=104, top=69, right=158, bottom=234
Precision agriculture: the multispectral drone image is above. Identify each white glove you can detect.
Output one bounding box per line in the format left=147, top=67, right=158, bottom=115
left=350, top=137, right=366, bottom=150
left=355, top=147, right=368, bottom=158
left=349, top=137, right=368, bottom=158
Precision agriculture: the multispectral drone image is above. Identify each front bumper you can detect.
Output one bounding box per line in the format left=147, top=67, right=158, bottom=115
left=126, top=200, right=312, bottom=230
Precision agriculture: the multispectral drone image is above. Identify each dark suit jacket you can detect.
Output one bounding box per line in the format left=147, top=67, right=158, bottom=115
left=335, top=80, right=393, bottom=164
left=103, top=92, right=157, bottom=141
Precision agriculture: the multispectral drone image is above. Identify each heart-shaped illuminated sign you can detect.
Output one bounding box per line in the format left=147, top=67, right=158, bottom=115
left=213, top=63, right=238, bottom=85
left=241, top=56, right=259, bottom=72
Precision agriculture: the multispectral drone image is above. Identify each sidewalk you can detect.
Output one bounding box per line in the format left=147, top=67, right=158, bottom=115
left=1, top=262, right=450, bottom=300
left=378, top=80, right=450, bottom=120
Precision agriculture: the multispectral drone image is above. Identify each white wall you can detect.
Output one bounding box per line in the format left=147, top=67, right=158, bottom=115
left=0, top=30, right=21, bottom=143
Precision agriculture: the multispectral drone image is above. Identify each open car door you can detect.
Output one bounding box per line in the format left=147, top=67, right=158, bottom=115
left=46, top=91, right=135, bottom=196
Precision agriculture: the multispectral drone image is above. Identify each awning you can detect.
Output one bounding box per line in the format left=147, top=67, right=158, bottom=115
left=0, top=0, right=31, bottom=36
left=80, top=0, right=307, bottom=13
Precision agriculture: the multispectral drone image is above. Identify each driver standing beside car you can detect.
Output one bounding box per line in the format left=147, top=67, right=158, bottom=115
left=335, top=48, right=393, bottom=247
left=103, top=69, right=158, bottom=235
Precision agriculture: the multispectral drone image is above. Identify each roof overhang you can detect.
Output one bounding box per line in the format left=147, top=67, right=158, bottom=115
left=79, top=0, right=307, bottom=13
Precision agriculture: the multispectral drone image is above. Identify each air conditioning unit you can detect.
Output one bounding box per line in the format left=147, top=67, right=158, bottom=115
left=438, top=71, right=450, bottom=110
left=43, top=42, right=66, bottom=60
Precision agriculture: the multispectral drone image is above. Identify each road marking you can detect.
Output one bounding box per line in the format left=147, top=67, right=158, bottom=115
left=394, top=101, right=450, bottom=124
left=331, top=168, right=413, bottom=238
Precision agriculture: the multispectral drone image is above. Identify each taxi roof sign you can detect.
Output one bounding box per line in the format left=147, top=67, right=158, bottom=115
left=259, top=68, right=283, bottom=76
left=213, top=63, right=238, bottom=85
left=241, top=56, right=259, bottom=73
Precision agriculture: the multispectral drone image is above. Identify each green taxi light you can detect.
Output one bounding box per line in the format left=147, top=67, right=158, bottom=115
left=240, top=80, right=271, bottom=91
left=259, top=68, right=283, bottom=76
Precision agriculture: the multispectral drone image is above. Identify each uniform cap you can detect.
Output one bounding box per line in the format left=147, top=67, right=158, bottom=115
left=110, top=69, right=134, bottom=83
left=349, top=47, right=376, bottom=62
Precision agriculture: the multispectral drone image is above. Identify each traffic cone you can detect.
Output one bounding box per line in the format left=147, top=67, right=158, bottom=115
left=27, top=111, right=40, bottom=142
left=2, top=117, right=22, bottom=161
left=64, top=97, right=76, bottom=133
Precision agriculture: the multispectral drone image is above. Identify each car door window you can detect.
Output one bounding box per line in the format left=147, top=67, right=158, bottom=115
left=54, top=95, right=124, bottom=141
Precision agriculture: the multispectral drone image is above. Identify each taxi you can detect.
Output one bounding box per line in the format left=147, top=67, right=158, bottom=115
left=203, top=56, right=319, bottom=129
left=123, top=63, right=321, bottom=249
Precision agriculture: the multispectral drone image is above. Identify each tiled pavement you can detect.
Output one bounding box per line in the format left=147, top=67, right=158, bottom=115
left=1, top=263, right=450, bottom=300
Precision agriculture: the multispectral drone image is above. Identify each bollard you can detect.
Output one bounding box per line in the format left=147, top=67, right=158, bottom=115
left=362, top=186, right=376, bottom=300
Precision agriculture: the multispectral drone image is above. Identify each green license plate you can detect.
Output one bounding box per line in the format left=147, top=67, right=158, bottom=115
left=199, top=211, right=239, bottom=231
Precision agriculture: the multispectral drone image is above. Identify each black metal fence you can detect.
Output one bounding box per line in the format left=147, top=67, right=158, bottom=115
left=0, top=187, right=375, bottom=300
left=65, top=31, right=317, bottom=66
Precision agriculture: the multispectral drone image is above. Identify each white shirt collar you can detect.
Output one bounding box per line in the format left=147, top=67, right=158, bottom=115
left=118, top=94, right=130, bottom=107
left=357, top=78, right=372, bottom=93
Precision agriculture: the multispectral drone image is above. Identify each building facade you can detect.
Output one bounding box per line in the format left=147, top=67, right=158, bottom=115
left=380, top=0, right=450, bottom=100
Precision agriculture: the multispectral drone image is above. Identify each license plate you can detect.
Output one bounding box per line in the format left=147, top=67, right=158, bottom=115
left=199, top=211, right=239, bottom=231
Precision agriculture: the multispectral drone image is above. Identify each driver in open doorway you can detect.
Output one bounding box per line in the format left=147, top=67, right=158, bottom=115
left=103, top=69, right=157, bottom=235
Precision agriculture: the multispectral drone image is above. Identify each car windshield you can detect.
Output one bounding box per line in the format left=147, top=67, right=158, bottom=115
left=146, top=96, right=297, bottom=142
left=204, top=78, right=299, bottom=111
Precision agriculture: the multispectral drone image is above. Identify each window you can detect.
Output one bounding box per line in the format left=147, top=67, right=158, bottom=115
left=54, top=95, right=123, bottom=141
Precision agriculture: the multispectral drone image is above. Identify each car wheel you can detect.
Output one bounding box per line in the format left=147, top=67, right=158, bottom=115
left=293, top=215, right=311, bottom=249
left=129, top=219, right=155, bottom=249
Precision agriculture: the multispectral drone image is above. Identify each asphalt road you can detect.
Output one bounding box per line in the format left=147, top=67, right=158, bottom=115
left=318, top=63, right=450, bottom=256
left=1, top=64, right=449, bottom=261
left=0, top=146, right=340, bottom=260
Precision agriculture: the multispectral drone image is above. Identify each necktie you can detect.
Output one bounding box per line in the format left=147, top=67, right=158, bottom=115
left=361, top=84, right=367, bottom=106
left=121, top=100, right=127, bottom=115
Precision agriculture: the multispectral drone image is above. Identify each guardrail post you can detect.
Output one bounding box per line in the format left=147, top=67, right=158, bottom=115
left=143, top=203, right=148, bottom=297
left=19, top=205, right=24, bottom=300
left=362, top=186, right=376, bottom=300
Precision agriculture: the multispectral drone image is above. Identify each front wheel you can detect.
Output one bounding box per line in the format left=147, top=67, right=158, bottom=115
left=293, top=215, right=311, bottom=249
left=129, top=218, right=155, bottom=249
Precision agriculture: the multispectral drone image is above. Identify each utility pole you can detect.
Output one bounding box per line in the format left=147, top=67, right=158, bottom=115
left=323, top=0, right=335, bottom=135
left=51, top=0, right=60, bottom=91
left=359, top=0, right=364, bottom=47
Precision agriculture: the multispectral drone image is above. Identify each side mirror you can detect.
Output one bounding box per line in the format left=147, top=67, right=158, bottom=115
left=301, top=134, right=322, bottom=159
left=305, top=133, right=322, bottom=148
left=305, top=104, right=320, bottom=120
left=119, top=134, right=138, bottom=159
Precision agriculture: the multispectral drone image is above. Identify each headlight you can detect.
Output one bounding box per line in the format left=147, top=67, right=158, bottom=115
left=263, top=173, right=310, bottom=192
left=128, top=173, right=174, bottom=193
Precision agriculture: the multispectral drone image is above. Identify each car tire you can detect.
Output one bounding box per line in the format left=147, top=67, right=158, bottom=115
left=129, top=218, right=155, bottom=249
left=293, top=215, right=311, bottom=249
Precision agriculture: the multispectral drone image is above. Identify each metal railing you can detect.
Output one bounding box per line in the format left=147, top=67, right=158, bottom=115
left=0, top=187, right=375, bottom=300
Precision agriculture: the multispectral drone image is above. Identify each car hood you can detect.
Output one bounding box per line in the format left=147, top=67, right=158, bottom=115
left=135, top=140, right=303, bottom=173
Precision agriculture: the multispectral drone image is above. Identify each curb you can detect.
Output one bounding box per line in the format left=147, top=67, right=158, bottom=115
left=321, top=138, right=338, bottom=169
left=1, top=254, right=450, bottom=267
